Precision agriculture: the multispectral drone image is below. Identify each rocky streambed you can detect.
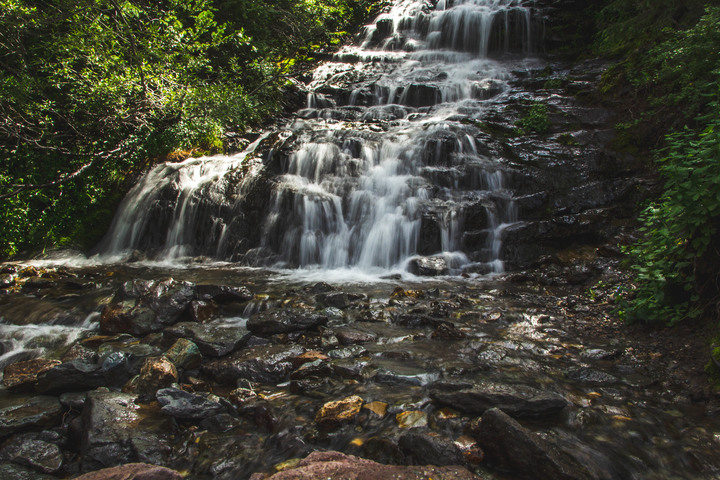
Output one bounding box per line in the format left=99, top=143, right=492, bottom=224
left=1, top=257, right=719, bottom=480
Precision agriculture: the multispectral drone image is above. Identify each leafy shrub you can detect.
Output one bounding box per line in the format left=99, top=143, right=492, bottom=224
left=518, top=102, right=550, bottom=135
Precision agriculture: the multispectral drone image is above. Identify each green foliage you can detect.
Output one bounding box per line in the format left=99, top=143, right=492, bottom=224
left=517, top=102, right=550, bottom=135
left=0, top=0, right=379, bottom=257
left=620, top=99, right=720, bottom=325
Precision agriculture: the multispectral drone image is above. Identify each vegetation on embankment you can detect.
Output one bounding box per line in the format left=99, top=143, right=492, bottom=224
left=587, top=0, right=720, bottom=327
left=0, top=0, right=382, bottom=258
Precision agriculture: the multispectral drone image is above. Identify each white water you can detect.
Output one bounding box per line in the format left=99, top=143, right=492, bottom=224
left=93, top=0, right=536, bottom=274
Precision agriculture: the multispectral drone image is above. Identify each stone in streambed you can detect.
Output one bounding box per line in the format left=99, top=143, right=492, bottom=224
left=0, top=396, right=63, bottom=439
left=315, top=395, right=363, bottom=428
left=132, top=357, right=178, bottom=398
left=81, top=391, right=175, bottom=472
left=2, top=359, right=61, bottom=391
left=407, top=256, right=450, bottom=276
left=430, top=380, right=568, bottom=417
left=73, top=463, right=183, bottom=480
left=398, top=430, right=464, bottom=466
left=162, top=338, right=202, bottom=370
left=156, top=388, right=225, bottom=419
left=335, top=327, right=376, bottom=346
left=247, top=451, right=484, bottom=480
left=202, top=344, right=304, bottom=385
left=164, top=321, right=248, bottom=357
left=0, top=462, right=56, bottom=480
left=188, top=300, right=217, bottom=323
left=396, top=411, right=428, bottom=429
left=478, top=408, right=622, bottom=480
left=247, top=309, right=327, bottom=335
left=565, top=367, right=618, bottom=385
left=0, top=432, right=64, bottom=474
left=196, top=284, right=253, bottom=304
left=35, top=353, right=131, bottom=394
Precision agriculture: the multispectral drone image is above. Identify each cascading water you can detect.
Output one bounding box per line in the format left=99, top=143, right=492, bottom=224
left=97, top=0, right=541, bottom=274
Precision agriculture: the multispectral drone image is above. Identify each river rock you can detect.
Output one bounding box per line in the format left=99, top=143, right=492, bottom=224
left=196, top=284, right=253, bottom=304
left=247, top=451, right=484, bottom=480
left=73, top=463, right=183, bottom=480
left=188, top=300, right=217, bottom=323
left=398, top=430, right=464, bottom=466
left=134, top=357, right=178, bottom=398
left=164, top=321, right=249, bottom=357
left=430, top=381, right=568, bottom=417
left=247, top=309, right=328, bottom=335
left=202, top=344, right=304, bottom=385
left=2, top=358, right=62, bottom=391
left=395, top=411, right=428, bottom=428
left=335, top=327, right=377, bottom=345
left=81, top=391, right=175, bottom=472
left=0, top=396, right=63, bottom=439
left=100, top=279, right=196, bottom=335
left=0, top=462, right=56, bottom=480
left=0, top=432, right=63, bottom=473
left=61, top=343, right=98, bottom=363
left=291, top=351, right=328, bottom=369
left=162, top=338, right=202, bottom=370
left=565, top=367, right=618, bottom=385
left=36, top=353, right=132, bottom=394
left=478, top=408, right=620, bottom=480
left=156, top=388, right=225, bottom=419
left=407, top=256, right=450, bottom=276
left=315, top=395, right=364, bottom=428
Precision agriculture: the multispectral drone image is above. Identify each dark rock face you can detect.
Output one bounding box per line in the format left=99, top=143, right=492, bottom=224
left=36, top=353, right=132, bottom=394
left=398, top=430, right=464, bottom=466
left=430, top=381, right=568, bottom=417
left=100, top=279, right=196, bottom=335
left=0, top=432, right=64, bottom=474
left=156, top=388, right=225, bottom=419
left=247, top=309, right=328, bottom=335
left=164, top=321, right=249, bottom=357
left=0, top=396, right=63, bottom=439
left=81, top=391, right=175, bottom=472
left=2, top=358, right=62, bottom=391
left=195, top=285, right=253, bottom=304
left=202, top=344, right=305, bottom=385
left=247, top=451, right=484, bottom=480
left=407, top=256, right=450, bottom=276
left=478, top=408, right=622, bottom=480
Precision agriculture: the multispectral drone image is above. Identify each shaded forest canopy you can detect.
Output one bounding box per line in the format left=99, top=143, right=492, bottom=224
left=1, top=0, right=719, bottom=328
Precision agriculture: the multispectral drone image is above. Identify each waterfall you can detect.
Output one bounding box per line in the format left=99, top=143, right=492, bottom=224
left=96, top=0, right=540, bottom=274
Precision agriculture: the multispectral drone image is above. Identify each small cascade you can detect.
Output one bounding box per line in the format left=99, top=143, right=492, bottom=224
left=95, top=0, right=543, bottom=274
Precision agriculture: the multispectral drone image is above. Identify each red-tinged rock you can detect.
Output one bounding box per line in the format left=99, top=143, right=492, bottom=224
left=247, top=451, right=486, bottom=480
left=73, top=463, right=183, bottom=480
left=3, top=359, right=62, bottom=391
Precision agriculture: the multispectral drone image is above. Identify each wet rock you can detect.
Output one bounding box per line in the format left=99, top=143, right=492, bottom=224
left=291, top=351, right=328, bottom=369
left=430, top=381, right=568, bottom=417
left=247, top=309, right=328, bottom=335
left=407, top=256, right=450, bottom=276
left=247, top=451, right=483, bottom=480
left=327, top=345, right=368, bottom=359
left=196, top=284, right=253, bottom=304
left=61, top=343, right=98, bottom=364
left=100, top=279, right=196, bottom=335
left=398, top=430, right=464, bottom=466
left=0, top=462, right=56, bottom=480
left=133, top=357, right=178, bottom=398
left=2, top=359, right=62, bottom=391
left=0, top=274, right=16, bottom=289
left=565, top=367, right=618, bottom=386
left=290, top=359, right=333, bottom=380
left=0, top=432, right=63, bottom=473
left=335, top=327, right=377, bottom=346
left=376, top=369, right=439, bottom=387
left=60, top=392, right=87, bottom=410
left=35, top=353, right=131, bottom=394
left=73, top=463, right=183, bottom=480
left=431, top=323, right=468, bottom=339
left=188, top=300, right=217, bottom=323
left=164, top=321, right=248, bottom=357
left=202, top=344, right=304, bottom=385
left=162, top=338, right=202, bottom=370
left=363, top=401, right=388, bottom=417
left=192, top=432, right=263, bottom=479
left=156, top=388, right=225, bottom=419
left=478, top=408, right=621, bottom=480
left=315, top=395, right=363, bottom=428
left=396, top=411, right=428, bottom=428
left=81, top=391, right=174, bottom=472
left=315, top=292, right=349, bottom=308
left=0, top=396, right=63, bottom=439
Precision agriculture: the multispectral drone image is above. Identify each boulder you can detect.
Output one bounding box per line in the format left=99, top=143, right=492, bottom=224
left=162, top=338, right=202, bottom=370
left=247, top=451, right=484, bottom=480
left=478, top=408, right=622, bottom=480
left=195, top=284, right=253, bottom=304
left=335, top=328, right=377, bottom=346
left=73, top=463, right=183, bottom=480
left=407, top=256, right=450, bottom=276
left=156, top=388, right=225, bottom=419
left=2, top=359, right=62, bottom=391
left=0, top=396, right=63, bottom=439
left=315, top=395, right=363, bottom=428
left=35, top=353, right=131, bottom=394
left=247, top=309, right=328, bottom=335
left=398, top=430, right=464, bottom=466
left=430, top=381, right=568, bottom=417
left=0, top=432, right=63, bottom=473
left=81, top=391, right=175, bottom=472
left=202, top=344, right=304, bottom=385
left=134, top=357, right=178, bottom=397
left=164, top=322, right=249, bottom=357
